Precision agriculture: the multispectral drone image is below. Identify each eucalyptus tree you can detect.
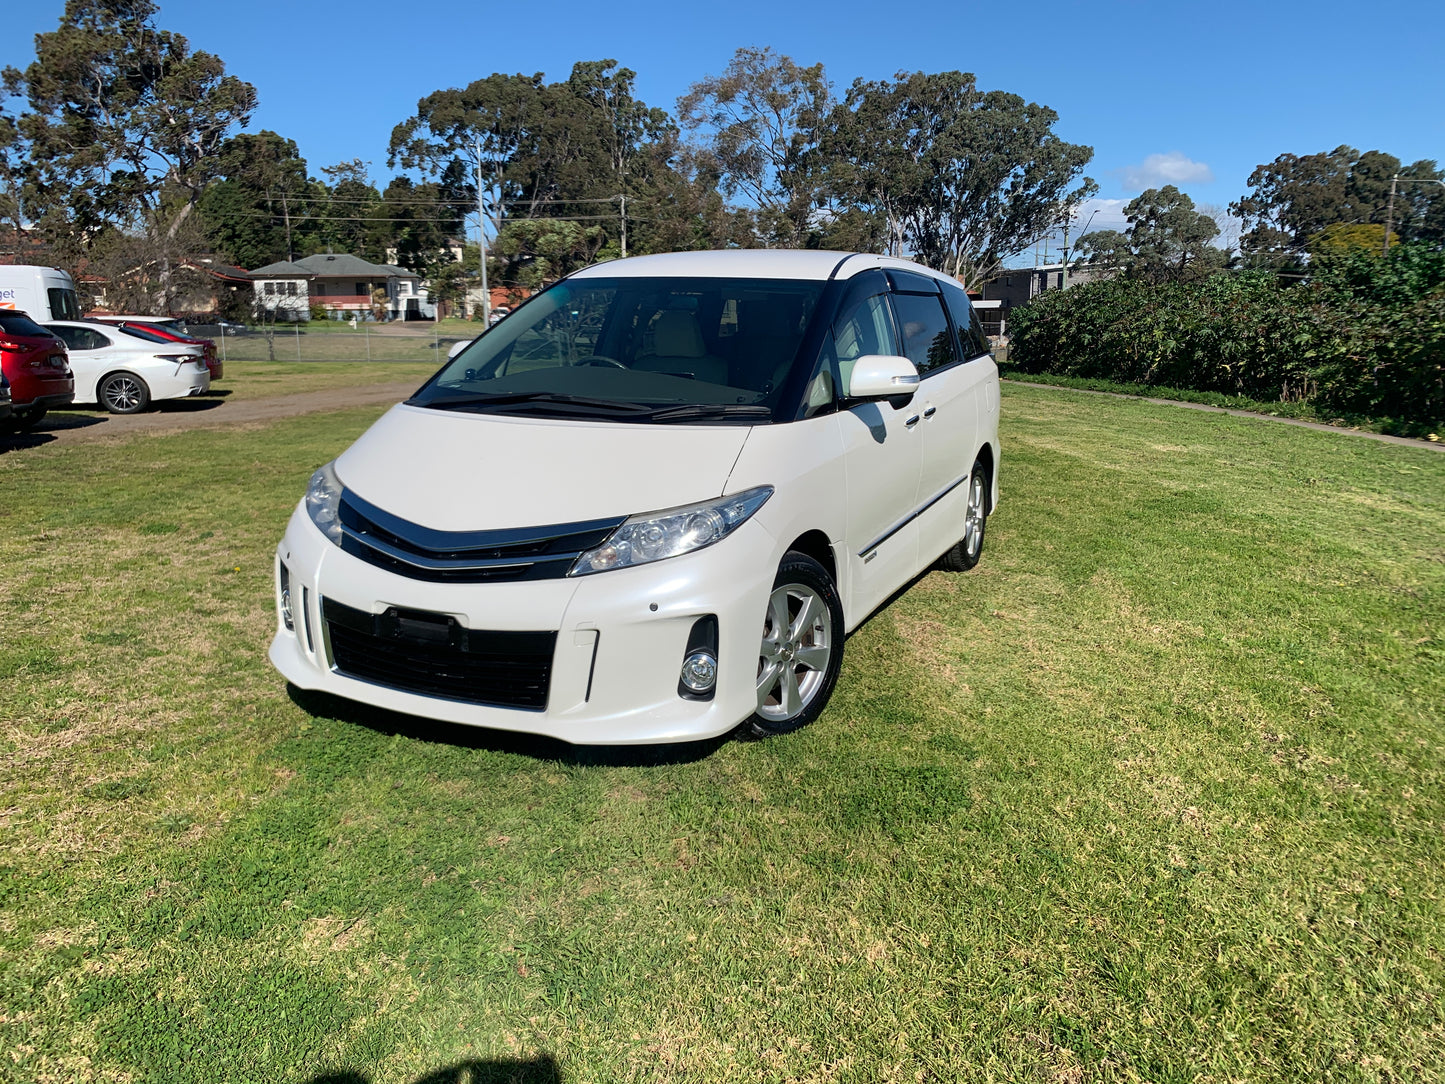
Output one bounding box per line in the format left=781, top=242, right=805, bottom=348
left=5, top=0, right=256, bottom=248
left=821, top=71, right=1095, bottom=287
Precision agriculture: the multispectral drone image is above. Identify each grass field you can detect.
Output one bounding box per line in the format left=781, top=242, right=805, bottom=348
left=1, top=380, right=1442, bottom=1083
left=215, top=361, right=441, bottom=402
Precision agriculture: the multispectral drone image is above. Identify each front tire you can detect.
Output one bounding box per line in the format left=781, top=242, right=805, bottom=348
left=747, top=552, right=845, bottom=738
left=99, top=373, right=151, bottom=414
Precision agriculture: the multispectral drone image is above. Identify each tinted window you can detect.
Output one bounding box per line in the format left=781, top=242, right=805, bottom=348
left=50, top=325, right=110, bottom=351
left=0, top=312, right=55, bottom=338
left=891, top=293, right=957, bottom=374
left=116, top=324, right=174, bottom=344
left=941, top=283, right=990, bottom=359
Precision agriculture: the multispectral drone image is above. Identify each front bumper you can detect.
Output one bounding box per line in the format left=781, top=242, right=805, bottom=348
left=268, top=504, right=779, bottom=744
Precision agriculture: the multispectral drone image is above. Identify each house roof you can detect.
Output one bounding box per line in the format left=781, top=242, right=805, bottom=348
left=294, top=253, right=416, bottom=279
left=250, top=260, right=313, bottom=277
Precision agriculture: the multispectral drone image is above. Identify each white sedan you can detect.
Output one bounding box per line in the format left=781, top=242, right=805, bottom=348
left=46, top=320, right=210, bottom=413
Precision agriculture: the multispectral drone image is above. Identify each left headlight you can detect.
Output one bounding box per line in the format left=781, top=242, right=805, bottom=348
left=305, top=460, right=344, bottom=546
left=570, top=486, right=773, bottom=576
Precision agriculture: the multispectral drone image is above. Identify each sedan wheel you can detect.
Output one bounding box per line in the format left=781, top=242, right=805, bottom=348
left=749, top=552, right=845, bottom=737
left=99, top=373, right=151, bottom=415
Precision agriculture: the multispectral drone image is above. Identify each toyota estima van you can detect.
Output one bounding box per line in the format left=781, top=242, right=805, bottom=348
left=271, top=250, right=1000, bottom=744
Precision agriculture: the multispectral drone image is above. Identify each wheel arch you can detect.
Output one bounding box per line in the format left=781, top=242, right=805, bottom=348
left=783, top=529, right=836, bottom=586
left=973, top=440, right=996, bottom=512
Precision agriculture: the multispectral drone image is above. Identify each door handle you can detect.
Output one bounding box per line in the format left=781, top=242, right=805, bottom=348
left=923, top=406, right=937, bottom=419
left=905, top=414, right=921, bottom=428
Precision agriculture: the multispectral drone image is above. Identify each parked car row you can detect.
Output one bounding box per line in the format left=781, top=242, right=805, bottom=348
left=0, top=312, right=214, bottom=432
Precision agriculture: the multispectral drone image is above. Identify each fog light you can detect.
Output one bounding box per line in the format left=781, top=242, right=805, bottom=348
left=279, top=565, right=294, bottom=630
left=680, top=650, right=717, bottom=694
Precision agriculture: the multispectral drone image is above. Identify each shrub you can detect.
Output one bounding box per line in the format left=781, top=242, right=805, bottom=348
left=1008, top=244, right=1444, bottom=432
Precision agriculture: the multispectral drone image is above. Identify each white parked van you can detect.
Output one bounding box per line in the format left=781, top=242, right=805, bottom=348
left=271, top=250, right=1001, bottom=744
left=0, top=265, right=82, bottom=322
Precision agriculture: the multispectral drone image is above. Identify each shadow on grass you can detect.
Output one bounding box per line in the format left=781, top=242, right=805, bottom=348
left=287, top=684, right=733, bottom=767
left=308, top=1055, right=562, bottom=1083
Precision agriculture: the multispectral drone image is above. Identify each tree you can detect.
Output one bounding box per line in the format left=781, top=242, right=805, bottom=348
left=5, top=0, right=256, bottom=242
left=197, top=130, right=312, bottom=267
left=1075, top=186, right=1227, bottom=284
left=1231, top=146, right=1445, bottom=260
left=821, top=71, right=1095, bottom=286
left=678, top=47, right=832, bottom=247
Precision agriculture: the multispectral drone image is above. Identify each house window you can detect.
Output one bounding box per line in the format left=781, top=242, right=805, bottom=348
left=356, top=283, right=367, bottom=296
left=263, top=281, right=275, bottom=295
left=286, top=281, right=298, bottom=296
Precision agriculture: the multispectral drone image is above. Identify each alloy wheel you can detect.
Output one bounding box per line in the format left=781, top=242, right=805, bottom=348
left=755, top=582, right=833, bottom=723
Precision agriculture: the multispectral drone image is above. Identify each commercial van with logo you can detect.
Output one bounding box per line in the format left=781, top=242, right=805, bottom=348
left=0, top=265, right=82, bottom=323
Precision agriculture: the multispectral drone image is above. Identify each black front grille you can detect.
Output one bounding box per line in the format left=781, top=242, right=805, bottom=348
left=337, top=488, right=623, bottom=583
left=323, top=598, right=556, bottom=710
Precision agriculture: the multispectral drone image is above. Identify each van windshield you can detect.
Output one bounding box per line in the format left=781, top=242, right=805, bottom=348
left=410, top=276, right=826, bottom=423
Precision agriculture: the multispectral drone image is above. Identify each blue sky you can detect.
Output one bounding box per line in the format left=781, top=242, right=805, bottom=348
left=5, top=0, right=1444, bottom=255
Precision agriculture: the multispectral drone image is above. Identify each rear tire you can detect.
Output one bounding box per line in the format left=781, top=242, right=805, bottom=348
left=747, top=552, right=845, bottom=738
left=938, top=459, right=989, bottom=572
left=99, top=373, right=151, bottom=415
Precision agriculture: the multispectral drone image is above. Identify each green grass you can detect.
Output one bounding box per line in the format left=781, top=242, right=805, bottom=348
left=213, top=360, right=442, bottom=401
left=1, top=382, right=1442, bottom=1083
left=997, top=364, right=1443, bottom=440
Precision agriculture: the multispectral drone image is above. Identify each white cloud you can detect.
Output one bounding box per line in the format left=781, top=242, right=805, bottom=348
left=1118, top=151, right=1215, bottom=190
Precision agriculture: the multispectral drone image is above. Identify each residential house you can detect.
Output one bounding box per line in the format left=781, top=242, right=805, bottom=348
left=250, top=253, right=434, bottom=322
left=975, top=262, right=1115, bottom=339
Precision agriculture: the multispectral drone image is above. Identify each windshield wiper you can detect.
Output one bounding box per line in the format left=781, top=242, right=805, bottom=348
left=644, top=403, right=772, bottom=423
left=412, top=391, right=655, bottom=414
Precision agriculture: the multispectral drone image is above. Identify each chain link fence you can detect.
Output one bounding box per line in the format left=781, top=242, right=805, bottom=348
left=186, top=321, right=480, bottom=364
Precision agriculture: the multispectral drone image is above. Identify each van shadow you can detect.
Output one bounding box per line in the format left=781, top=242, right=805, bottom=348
left=308, top=1055, right=562, bottom=1084
left=287, top=685, right=733, bottom=767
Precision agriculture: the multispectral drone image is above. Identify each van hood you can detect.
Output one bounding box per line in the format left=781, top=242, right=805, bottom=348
left=334, top=403, right=752, bottom=531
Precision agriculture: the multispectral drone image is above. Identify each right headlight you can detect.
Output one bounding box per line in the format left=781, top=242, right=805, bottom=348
left=305, top=460, right=344, bottom=546
left=570, top=486, right=773, bottom=576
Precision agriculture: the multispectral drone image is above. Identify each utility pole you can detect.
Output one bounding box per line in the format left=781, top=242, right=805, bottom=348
left=476, top=140, right=490, bottom=324
left=619, top=194, right=627, bottom=259
left=1383, top=175, right=1398, bottom=258
left=1382, top=174, right=1445, bottom=257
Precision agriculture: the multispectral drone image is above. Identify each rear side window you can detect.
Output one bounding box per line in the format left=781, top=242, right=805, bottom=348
left=48, top=288, right=80, bottom=321
left=0, top=312, right=54, bottom=338
left=50, top=325, right=111, bottom=350
left=117, top=324, right=173, bottom=344
left=941, top=284, right=990, bottom=359
left=890, top=292, right=957, bottom=375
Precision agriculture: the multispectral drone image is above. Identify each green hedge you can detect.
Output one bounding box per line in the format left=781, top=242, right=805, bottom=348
left=1008, top=247, right=1445, bottom=435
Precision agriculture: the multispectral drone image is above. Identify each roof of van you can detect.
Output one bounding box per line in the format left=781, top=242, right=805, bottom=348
left=569, top=249, right=952, bottom=283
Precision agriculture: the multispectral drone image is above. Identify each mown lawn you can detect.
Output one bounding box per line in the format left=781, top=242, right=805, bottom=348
left=1, top=383, right=1441, bottom=1084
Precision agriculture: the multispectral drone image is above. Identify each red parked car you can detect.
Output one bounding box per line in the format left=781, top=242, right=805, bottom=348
left=91, top=316, right=222, bottom=380
left=0, top=310, right=73, bottom=432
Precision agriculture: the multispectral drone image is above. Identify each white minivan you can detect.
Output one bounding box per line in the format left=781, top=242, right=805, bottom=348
left=0, top=265, right=82, bottom=322
left=271, top=251, right=1001, bottom=744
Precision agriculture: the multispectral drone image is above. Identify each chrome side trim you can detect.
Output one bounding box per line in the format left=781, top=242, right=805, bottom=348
left=856, top=472, right=970, bottom=558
